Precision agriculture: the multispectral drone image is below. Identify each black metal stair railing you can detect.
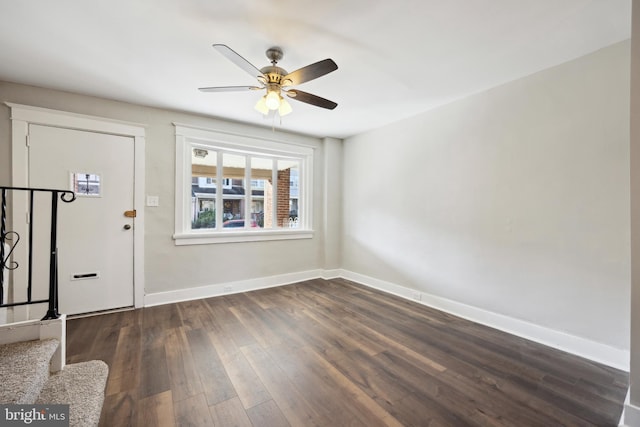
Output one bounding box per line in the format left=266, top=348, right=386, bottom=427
left=0, top=186, right=76, bottom=320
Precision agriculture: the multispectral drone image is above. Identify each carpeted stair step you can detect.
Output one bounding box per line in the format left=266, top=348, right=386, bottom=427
left=36, top=360, right=108, bottom=427
left=0, top=338, right=59, bottom=404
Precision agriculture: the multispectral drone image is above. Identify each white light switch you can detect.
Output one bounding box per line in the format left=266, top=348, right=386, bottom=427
left=146, top=195, right=159, bottom=207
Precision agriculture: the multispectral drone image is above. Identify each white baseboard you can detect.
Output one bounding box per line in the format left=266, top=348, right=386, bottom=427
left=321, top=269, right=342, bottom=280
left=624, top=399, right=640, bottom=426
left=340, top=269, right=629, bottom=371
left=620, top=388, right=630, bottom=426
left=144, top=267, right=629, bottom=371
left=144, top=269, right=323, bottom=307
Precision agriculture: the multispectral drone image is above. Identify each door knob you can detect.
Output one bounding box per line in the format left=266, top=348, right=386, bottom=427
left=123, top=224, right=132, bottom=230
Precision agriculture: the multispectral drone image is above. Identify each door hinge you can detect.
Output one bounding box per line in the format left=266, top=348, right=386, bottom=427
left=26, top=134, right=30, bottom=147
left=124, top=210, right=137, bottom=218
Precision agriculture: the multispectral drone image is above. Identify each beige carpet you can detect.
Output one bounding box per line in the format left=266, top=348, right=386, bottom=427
left=0, top=338, right=59, bottom=404
left=36, top=360, right=109, bottom=427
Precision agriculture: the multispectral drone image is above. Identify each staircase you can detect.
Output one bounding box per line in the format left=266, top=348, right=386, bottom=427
left=0, top=187, right=108, bottom=425
left=0, top=188, right=108, bottom=424
left=0, top=331, right=108, bottom=426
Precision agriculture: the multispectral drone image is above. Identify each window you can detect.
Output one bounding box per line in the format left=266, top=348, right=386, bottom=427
left=174, top=125, right=314, bottom=245
left=70, top=172, right=101, bottom=197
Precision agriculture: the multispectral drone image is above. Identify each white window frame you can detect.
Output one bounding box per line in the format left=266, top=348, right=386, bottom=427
left=173, top=124, right=314, bottom=245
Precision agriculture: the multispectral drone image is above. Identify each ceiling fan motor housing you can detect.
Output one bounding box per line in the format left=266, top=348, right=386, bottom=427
left=260, top=65, right=289, bottom=85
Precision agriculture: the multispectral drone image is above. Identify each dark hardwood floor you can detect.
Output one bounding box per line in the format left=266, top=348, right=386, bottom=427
left=66, top=278, right=628, bottom=426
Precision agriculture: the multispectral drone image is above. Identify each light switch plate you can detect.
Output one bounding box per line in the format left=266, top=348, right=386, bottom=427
left=146, top=195, right=159, bottom=207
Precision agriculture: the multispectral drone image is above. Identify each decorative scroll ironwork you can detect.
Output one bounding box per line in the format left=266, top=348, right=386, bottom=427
left=0, top=186, right=76, bottom=319
left=1, top=231, right=20, bottom=271
left=60, top=190, right=76, bottom=203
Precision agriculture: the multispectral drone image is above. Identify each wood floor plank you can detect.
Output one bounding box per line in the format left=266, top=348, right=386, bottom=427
left=66, top=316, right=102, bottom=360
left=185, top=328, right=237, bottom=406
left=207, top=330, right=272, bottom=409
left=390, top=391, right=475, bottom=427
left=173, top=393, right=212, bottom=427
left=209, top=397, right=253, bottom=427
left=141, top=304, right=182, bottom=349
left=279, top=296, right=386, bottom=357
left=295, top=288, right=447, bottom=371
left=328, top=348, right=415, bottom=412
left=203, top=297, right=257, bottom=347
left=377, top=350, right=517, bottom=427
left=139, top=342, right=171, bottom=399
left=86, top=325, right=121, bottom=366
left=228, top=301, right=293, bottom=349
left=266, top=343, right=397, bottom=427
left=241, top=343, right=332, bottom=426
left=246, top=399, right=291, bottom=427
left=137, top=390, right=175, bottom=427
left=66, top=279, right=628, bottom=427
left=164, top=327, right=204, bottom=403
left=99, top=390, right=137, bottom=427
left=294, top=345, right=404, bottom=427
left=105, top=324, right=141, bottom=396
left=245, top=288, right=277, bottom=310
left=176, top=298, right=222, bottom=333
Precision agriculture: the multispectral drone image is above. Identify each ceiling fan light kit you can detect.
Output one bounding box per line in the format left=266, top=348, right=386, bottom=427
left=265, top=89, right=281, bottom=110
left=199, top=44, right=338, bottom=118
left=254, top=90, right=292, bottom=116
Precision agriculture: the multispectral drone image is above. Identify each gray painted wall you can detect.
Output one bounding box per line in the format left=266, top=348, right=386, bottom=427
left=0, top=82, right=336, bottom=294
left=343, top=41, right=631, bottom=351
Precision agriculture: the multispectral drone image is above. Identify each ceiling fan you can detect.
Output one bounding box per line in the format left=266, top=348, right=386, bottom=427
left=199, top=44, right=338, bottom=117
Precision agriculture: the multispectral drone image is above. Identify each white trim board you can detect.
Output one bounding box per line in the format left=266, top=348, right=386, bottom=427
left=624, top=400, right=640, bottom=427
left=339, top=269, right=629, bottom=371
left=321, top=269, right=342, bottom=280
left=144, top=269, right=323, bottom=307
left=620, top=388, right=631, bottom=426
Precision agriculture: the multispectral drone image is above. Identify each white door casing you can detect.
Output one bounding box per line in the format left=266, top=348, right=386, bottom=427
left=8, top=103, right=145, bottom=319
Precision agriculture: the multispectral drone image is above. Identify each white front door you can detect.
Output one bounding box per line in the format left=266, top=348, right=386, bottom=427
left=28, top=124, right=135, bottom=315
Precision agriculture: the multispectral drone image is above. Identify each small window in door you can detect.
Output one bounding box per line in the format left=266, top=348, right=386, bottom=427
left=70, top=172, right=101, bottom=197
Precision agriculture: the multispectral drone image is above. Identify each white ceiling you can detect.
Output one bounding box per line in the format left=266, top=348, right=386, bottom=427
left=0, top=0, right=631, bottom=139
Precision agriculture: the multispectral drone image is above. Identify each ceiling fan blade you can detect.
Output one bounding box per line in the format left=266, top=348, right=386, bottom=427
left=285, top=89, right=337, bottom=110
left=213, top=44, right=266, bottom=80
left=199, top=86, right=262, bottom=92
left=282, top=59, right=338, bottom=86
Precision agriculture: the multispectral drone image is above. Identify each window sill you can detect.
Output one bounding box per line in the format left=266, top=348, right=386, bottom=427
left=173, top=229, right=314, bottom=245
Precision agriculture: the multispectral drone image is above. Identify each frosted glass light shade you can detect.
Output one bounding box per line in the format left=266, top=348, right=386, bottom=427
left=279, top=98, right=292, bottom=116
left=254, top=96, right=269, bottom=114
left=265, top=91, right=281, bottom=110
